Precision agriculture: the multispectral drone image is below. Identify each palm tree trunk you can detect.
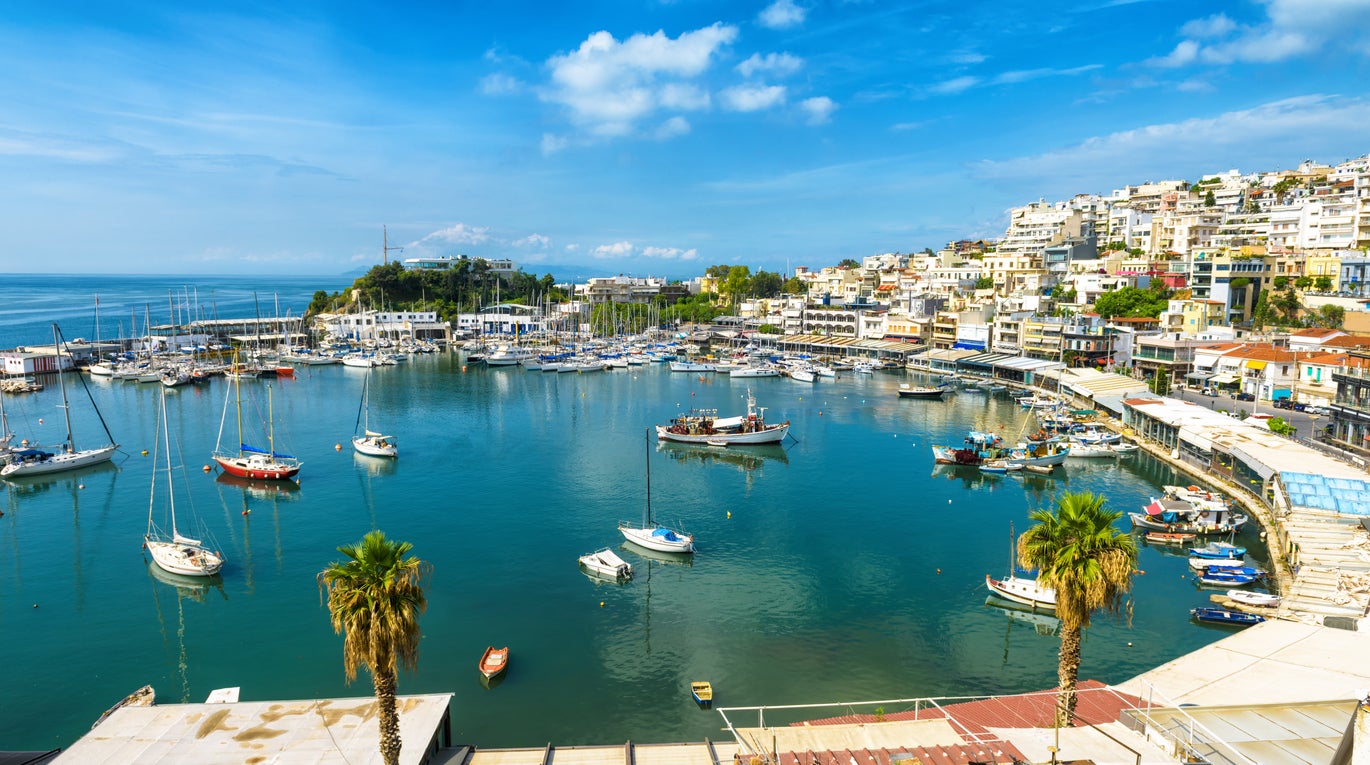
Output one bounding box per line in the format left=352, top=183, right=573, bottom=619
left=373, top=669, right=402, bottom=765
left=1056, top=623, right=1082, bottom=727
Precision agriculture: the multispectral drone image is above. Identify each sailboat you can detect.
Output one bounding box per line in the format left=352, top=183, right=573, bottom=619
left=0, top=387, right=15, bottom=467
left=619, top=429, right=694, bottom=554
left=145, top=388, right=224, bottom=576
left=351, top=367, right=396, bottom=458
left=984, top=521, right=1056, bottom=612
left=212, top=351, right=301, bottom=481
left=1, top=324, right=119, bottom=478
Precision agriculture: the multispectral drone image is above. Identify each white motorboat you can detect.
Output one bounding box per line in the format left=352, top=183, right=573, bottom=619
left=341, top=354, right=376, bottom=368
left=351, top=367, right=396, bottom=458
left=620, top=429, right=693, bottom=554
left=897, top=384, right=945, bottom=399
left=730, top=365, right=779, bottom=378
left=579, top=548, right=633, bottom=580
left=1, top=324, right=119, bottom=479
left=788, top=365, right=815, bottom=383
left=1226, top=590, right=1281, bottom=608
left=1064, top=439, right=1115, bottom=458
left=486, top=345, right=537, bottom=366
left=145, top=388, right=225, bottom=577
left=670, top=360, right=716, bottom=373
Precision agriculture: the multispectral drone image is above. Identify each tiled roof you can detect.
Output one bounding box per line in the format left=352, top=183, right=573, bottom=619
left=1321, top=335, right=1370, bottom=349
left=1290, top=328, right=1342, bottom=338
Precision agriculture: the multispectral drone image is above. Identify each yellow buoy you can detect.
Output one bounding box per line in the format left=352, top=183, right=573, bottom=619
left=599, top=601, right=605, bottom=608
left=202, top=464, right=211, bottom=472
left=141, top=449, right=148, bottom=455
left=726, top=511, right=731, bottom=519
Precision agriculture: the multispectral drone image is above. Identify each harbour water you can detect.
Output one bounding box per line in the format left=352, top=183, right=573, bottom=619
left=0, top=279, right=1266, bottom=751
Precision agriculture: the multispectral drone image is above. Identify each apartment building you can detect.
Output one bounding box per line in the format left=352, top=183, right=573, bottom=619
left=996, top=201, right=1085, bottom=260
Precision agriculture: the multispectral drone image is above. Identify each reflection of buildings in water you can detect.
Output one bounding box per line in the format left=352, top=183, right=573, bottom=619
left=656, top=441, right=789, bottom=472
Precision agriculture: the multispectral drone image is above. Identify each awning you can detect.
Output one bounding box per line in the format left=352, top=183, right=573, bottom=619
left=953, top=341, right=987, bottom=350
left=1210, top=374, right=1238, bottom=385
left=1185, top=372, right=1213, bottom=381
left=1245, top=360, right=1268, bottom=371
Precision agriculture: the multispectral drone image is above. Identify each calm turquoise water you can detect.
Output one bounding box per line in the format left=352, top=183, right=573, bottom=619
left=0, top=356, right=1268, bottom=750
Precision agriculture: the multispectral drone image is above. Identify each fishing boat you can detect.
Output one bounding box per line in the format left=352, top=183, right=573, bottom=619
left=620, top=430, right=693, bottom=553
left=1, top=324, right=119, bottom=479
left=1004, top=440, right=1070, bottom=467
left=579, top=548, right=633, bottom=580
left=1191, top=607, right=1265, bottom=626
left=212, top=353, right=301, bottom=481
left=897, top=384, right=945, bottom=399
left=1129, top=496, right=1248, bottom=535
left=932, top=430, right=1003, bottom=466
left=985, top=523, right=1056, bottom=612
left=1189, top=541, right=1246, bottom=559
left=1226, top=590, right=1281, bottom=608
left=1144, top=531, right=1196, bottom=545
left=478, top=646, right=509, bottom=679
left=1195, top=570, right=1259, bottom=587
left=690, top=681, right=714, bottom=708
left=655, top=389, right=789, bottom=445
left=145, top=388, right=225, bottom=577
left=351, top=367, right=397, bottom=458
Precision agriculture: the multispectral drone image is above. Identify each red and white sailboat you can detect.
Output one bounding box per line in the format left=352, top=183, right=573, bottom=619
left=212, top=353, right=301, bottom=481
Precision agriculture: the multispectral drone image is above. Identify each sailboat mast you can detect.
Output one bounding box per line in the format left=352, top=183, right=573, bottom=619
left=268, top=386, right=276, bottom=457
left=52, top=324, right=75, bottom=450
left=161, top=389, right=178, bottom=538
left=234, top=353, right=244, bottom=456
left=644, top=428, right=652, bottom=526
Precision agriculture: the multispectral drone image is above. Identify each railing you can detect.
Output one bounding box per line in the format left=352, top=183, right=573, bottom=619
left=1126, top=682, right=1259, bottom=765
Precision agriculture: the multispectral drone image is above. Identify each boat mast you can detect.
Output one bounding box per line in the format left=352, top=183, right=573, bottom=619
left=268, top=385, right=276, bottom=457
left=644, top=427, right=652, bottom=527
left=160, top=388, right=179, bottom=539
left=52, top=323, right=75, bottom=451
left=234, top=351, right=244, bottom=457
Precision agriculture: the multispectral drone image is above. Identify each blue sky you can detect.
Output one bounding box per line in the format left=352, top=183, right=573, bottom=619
left=3, top=1, right=1369, bottom=279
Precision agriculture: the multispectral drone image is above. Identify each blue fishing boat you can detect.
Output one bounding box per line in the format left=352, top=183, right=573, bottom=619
left=1196, top=570, right=1259, bottom=587
left=1189, top=541, right=1246, bottom=559
left=1191, top=607, right=1265, bottom=627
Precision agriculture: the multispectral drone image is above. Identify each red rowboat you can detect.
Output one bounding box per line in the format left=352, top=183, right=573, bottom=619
left=479, top=646, right=509, bottom=679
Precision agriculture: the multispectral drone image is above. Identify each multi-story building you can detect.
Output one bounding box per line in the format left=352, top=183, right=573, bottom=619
left=1132, top=333, right=1208, bottom=387
left=981, top=252, right=1044, bottom=296
left=581, top=275, right=674, bottom=305
left=1158, top=298, right=1227, bottom=336
left=995, top=201, right=1085, bottom=261
left=1329, top=349, right=1370, bottom=460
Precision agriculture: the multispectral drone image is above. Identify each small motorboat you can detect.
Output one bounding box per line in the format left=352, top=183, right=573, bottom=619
left=897, top=384, right=945, bottom=399
left=1226, top=590, right=1281, bottom=608
left=579, top=548, right=633, bottom=581
left=1145, top=531, right=1196, bottom=545
left=1110, top=442, right=1139, bottom=455
left=1191, top=607, right=1266, bottom=626
left=1196, top=570, right=1260, bottom=587
left=1023, top=464, right=1054, bottom=476
left=691, top=681, right=714, bottom=708
left=1190, top=541, right=1247, bottom=559
left=479, top=646, right=509, bottom=679
left=1188, top=556, right=1247, bottom=570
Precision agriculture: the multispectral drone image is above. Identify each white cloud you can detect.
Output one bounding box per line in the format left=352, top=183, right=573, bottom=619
left=946, top=51, right=986, bottom=65
left=972, top=95, right=1370, bottom=185
left=1151, top=0, right=1370, bottom=67
left=641, top=246, right=699, bottom=260
left=541, top=133, right=570, bottom=155
left=593, top=241, right=635, bottom=258
left=412, top=223, right=491, bottom=249
left=480, top=73, right=522, bottom=95
left=736, top=52, right=802, bottom=78
left=1180, top=14, right=1237, bottom=38
left=800, top=96, right=837, bottom=124
left=929, top=76, right=979, bottom=95
left=565, top=244, right=581, bottom=252
left=721, top=84, right=786, bottom=112
left=991, top=64, right=1101, bottom=85
left=515, top=234, right=550, bottom=248
left=655, top=116, right=691, bottom=139
left=542, top=23, right=737, bottom=137
left=758, top=0, right=806, bottom=30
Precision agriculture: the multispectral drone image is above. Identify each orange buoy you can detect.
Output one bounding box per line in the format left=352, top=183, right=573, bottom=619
left=202, top=464, right=212, bottom=472
left=335, top=443, right=342, bottom=451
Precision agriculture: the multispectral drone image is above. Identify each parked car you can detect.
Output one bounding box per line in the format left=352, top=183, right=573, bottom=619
left=1202, top=387, right=1218, bottom=397
left=1235, top=392, right=1255, bottom=402
left=1274, top=399, right=1293, bottom=410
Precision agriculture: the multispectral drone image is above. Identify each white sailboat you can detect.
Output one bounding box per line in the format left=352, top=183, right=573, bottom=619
left=351, top=367, right=396, bottom=458
left=1, top=324, right=119, bottom=478
left=145, top=388, right=224, bottom=577
left=984, top=522, right=1056, bottom=612
left=619, top=429, right=693, bottom=554
left=0, top=389, right=15, bottom=466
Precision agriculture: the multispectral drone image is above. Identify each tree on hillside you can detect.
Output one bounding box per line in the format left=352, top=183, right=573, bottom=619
left=782, top=276, right=809, bottom=294
left=1311, top=304, right=1346, bottom=329
left=1315, top=276, right=1333, bottom=292
left=751, top=270, right=783, bottom=298
left=705, top=265, right=733, bottom=278
left=1018, top=492, right=1137, bottom=727
left=1093, top=286, right=1169, bottom=319
left=318, top=531, right=429, bottom=765
left=837, top=258, right=860, bottom=269
left=721, top=266, right=752, bottom=311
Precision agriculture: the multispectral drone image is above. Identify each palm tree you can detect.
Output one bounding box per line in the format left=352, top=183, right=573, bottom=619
left=1018, top=492, right=1137, bottom=727
left=318, top=530, right=430, bottom=765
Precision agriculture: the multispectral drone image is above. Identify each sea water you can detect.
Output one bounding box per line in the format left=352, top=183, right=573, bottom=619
left=0, top=281, right=1264, bottom=750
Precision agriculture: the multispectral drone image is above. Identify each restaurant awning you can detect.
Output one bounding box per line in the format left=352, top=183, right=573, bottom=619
left=1210, top=374, right=1239, bottom=385
left=1245, top=360, right=1268, bottom=371
left=1185, top=372, right=1213, bottom=381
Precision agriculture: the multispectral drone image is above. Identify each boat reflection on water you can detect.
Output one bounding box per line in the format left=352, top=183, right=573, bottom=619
left=656, top=440, right=789, bottom=471
left=215, top=471, right=301, bottom=499
left=985, top=597, right=1061, bottom=637
left=1, top=461, right=118, bottom=497
left=145, top=559, right=227, bottom=603
left=479, top=670, right=507, bottom=691
left=353, top=450, right=398, bottom=477
left=621, top=541, right=694, bottom=567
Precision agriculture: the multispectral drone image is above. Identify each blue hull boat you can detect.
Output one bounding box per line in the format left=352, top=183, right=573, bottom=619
left=1189, top=542, right=1246, bottom=559
left=1197, top=572, right=1259, bottom=586
left=1191, top=607, right=1265, bottom=626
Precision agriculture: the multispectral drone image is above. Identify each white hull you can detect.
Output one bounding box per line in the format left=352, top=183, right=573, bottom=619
left=579, top=548, right=633, bottom=580
left=342, top=356, right=376, bottom=368
left=146, top=538, right=224, bottom=577
left=985, top=574, right=1057, bottom=611
left=670, top=361, right=716, bottom=372
left=353, top=435, right=397, bottom=458
left=1, top=444, right=117, bottom=478
left=1065, top=441, right=1115, bottom=458
left=1226, top=590, right=1280, bottom=607
left=655, top=423, right=788, bottom=445
left=789, top=368, right=815, bottom=383
left=730, top=367, right=778, bottom=378
left=620, top=525, right=694, bottom=553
